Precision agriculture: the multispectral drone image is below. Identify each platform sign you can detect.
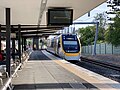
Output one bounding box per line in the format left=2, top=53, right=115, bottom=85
left=47, top=8, right=73, bottom=26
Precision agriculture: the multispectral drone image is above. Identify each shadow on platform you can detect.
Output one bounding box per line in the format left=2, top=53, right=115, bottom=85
left=13, top=83, right=120, bottom=89
left=28, top=50, right=51, bottom=60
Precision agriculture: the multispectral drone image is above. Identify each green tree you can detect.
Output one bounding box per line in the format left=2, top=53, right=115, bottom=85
left=78, top=26, right=95, bottom=46
left=105, top=12, right=120, bottom=46
left=78, top=13, right=108, bottom=46
left=93, top=13, right=107, bottom=28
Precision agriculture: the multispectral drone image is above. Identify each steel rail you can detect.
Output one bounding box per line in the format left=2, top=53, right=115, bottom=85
left=81, top=57, right=120, bottom=71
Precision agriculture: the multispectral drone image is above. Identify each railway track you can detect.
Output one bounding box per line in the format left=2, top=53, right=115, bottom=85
left=81, top=57, right=120, bottom=72
left=76, top=57, right=120, bottom=83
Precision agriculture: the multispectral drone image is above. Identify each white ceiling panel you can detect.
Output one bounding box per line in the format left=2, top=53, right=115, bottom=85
left=0, top=0, right=107, bottom=25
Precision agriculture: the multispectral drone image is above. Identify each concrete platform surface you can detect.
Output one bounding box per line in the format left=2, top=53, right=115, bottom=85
left=12, top=50, right=120, bottom=90
left=12, top=50, right=98, bottom=90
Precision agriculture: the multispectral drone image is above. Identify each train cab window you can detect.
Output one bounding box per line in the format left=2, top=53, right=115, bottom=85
left=63, top=41, right=77, bottom=45
left=62, top=35, right=80, bottom=53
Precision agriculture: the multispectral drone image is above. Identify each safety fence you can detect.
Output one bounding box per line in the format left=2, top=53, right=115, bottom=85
left=82, top=43, right=120, bottom=55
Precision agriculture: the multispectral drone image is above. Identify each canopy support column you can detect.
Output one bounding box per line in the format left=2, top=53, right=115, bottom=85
left=24, top=38, right=27, bottom=51
left=0, top=24, right=1, bottom=52
left=18, top=24, right=21, bottom=63
left=33, top=37, right=39, bottom=50
left=6, top=8, right=11, bottom=77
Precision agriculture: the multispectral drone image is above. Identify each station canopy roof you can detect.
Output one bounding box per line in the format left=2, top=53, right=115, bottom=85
left=0, top=0, right=107, bottom=38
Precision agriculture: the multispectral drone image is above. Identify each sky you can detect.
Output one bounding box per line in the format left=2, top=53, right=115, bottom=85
left=72, top=2, right=109, bottom=30
left=54, top=1, right=110, bottom=36
left=75, top=3, right=108, bottom=22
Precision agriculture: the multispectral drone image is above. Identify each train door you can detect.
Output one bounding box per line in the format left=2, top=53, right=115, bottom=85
left=55, top=38, right=59, bottom=55
left=57, top=38, right=60, bottom=55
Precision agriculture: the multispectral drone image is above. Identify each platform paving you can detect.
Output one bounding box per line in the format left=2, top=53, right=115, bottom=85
left=12, top=50, right=98, bottom=90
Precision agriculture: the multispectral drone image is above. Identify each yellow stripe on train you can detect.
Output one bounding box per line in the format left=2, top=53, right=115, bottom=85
left=64, top=52, right=80, bottom=56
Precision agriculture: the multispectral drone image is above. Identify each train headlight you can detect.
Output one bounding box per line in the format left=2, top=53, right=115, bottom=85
left=79, top=58, right=81, bottom=61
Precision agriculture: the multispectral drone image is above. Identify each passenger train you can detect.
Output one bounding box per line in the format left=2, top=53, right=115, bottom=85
left=47, top=34, right=81, bottom=61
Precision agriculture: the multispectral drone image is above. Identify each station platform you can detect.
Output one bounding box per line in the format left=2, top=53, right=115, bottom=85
left=12, top=50, right=120, bottom=90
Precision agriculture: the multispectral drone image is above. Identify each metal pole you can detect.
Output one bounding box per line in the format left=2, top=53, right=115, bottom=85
left=11, top=26, right=15, bottom=62
left=105, top=43, right=106, bottom=54
left=112, top=44, right=113, bottom=54
left=18, top=24, right=21, bottom=63
left=12, top=38, right=15, bottom=62
left=73, top=26, right=75, bottom=34
left=24, top=38, right=26, bottom=51
left=22, top=38, right=24, bottom=52
left=33, top=37, right=39, bottom=50
left=91, top=45, right=92, bottom=54
left=36, top=36, right=38, bottom=50
left=6, top=8, right=11, bottom=77
left=93, top=22, right=99, bottom=55
left=99, top=44, right=101, bottom=54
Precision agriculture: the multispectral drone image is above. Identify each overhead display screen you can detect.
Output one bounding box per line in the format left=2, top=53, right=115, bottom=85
left=47, top=9, right=73, bottom=26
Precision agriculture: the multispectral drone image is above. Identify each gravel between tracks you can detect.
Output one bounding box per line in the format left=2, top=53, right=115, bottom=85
left=82, top=54, right=120, bottom=66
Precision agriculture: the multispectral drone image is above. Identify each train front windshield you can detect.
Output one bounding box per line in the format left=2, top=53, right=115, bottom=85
left=62, top=35, right=80, bottom=53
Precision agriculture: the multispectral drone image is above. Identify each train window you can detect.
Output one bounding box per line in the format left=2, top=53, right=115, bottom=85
left=65, top=38, right=74, bottom=40
left=62, top=35, right=76, bottom=40
left=51, top=39, right=54, bottom=47
left=63, top=41, right=77, bottom=45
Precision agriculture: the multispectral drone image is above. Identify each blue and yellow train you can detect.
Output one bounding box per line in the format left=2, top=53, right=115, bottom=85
left=47, top=34, right=81, bottom=61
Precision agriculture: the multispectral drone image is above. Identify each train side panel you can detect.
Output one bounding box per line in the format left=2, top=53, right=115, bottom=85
left=47, top=34, right=81, bottom=61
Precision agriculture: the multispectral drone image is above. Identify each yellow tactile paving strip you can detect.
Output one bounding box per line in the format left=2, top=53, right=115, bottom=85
left=42, top=50, right=120, bottom=90
left=53, top=60, right=120, bottom=90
